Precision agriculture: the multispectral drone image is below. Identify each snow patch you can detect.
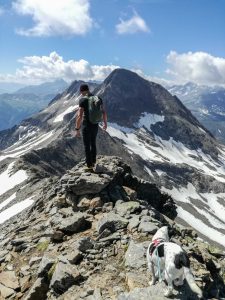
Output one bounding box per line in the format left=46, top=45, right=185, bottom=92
left=0, top=163, right=28, bottom=197
left=0, top=197, right=34, bottom=224
left=155, top=169, right=165, bottom=176
left=53, top=105, right=79, bottom=123
left=108, top=126, right=225, bottom=183
left=144, top=166, right=153, bottom=177
left=177, top=206, right=225, bottom=248
left=0, top=193, right=16, bottom=211
left=107, top=123, right=134, bottom=133
left=0, top=131, right=54, bottom=162
left=162, top=183, right=225, bottom=247
left=137, top=112, right=164, bottom=130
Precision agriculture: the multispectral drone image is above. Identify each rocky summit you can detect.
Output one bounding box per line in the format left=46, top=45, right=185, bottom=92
left=0, top=156, right=224, bottom=300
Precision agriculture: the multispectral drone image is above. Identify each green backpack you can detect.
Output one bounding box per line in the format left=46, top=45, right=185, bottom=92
left=87, top=95, right=103, bottom=124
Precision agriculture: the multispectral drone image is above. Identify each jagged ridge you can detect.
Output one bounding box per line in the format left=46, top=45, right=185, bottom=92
left=0, top=156, right=224, bottom=299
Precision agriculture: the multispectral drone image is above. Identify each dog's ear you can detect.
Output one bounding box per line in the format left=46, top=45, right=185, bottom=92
left=168, top=226, right=175, bottom=238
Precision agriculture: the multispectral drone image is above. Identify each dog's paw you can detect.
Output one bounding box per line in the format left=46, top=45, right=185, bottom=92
left=164, top=289, right=173, bottom=297
left=174, top=278, right=183, bottom=286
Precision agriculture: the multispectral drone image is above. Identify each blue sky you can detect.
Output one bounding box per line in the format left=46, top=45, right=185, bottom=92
left=0, top=0, right=225, bottom=86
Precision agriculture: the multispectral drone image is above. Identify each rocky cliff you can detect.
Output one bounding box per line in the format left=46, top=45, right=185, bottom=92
left=0, top=156, right=224, bottom=300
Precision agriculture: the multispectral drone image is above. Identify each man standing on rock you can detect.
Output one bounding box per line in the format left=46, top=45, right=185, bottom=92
left=75, top=84, right=107, bottom=171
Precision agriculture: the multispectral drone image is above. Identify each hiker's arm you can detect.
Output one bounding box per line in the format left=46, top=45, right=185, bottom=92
left=75, top=107, right=83, bottom=136
left=102, top=107, right=107, bottom=130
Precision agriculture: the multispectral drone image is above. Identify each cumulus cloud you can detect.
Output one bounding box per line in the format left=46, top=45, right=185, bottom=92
left=0, top=52, right=119, bottom=84
left=166, top=51, right=225, bottom=86
left=12, top=0, right=93, bottom=36
left=116, top=11, right=150, bottom=34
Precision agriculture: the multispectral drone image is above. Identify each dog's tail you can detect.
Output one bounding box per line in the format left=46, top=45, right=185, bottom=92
left=175, top=252, right=203, bottom=298
left=184, top=267, right=203, bottom=298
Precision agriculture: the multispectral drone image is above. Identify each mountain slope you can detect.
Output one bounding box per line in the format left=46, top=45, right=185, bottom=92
left=168, top=82, right=225, bottom=143
left=0, top=69, right=225, bottom=250
left=0, top=80, right=69, bottom=131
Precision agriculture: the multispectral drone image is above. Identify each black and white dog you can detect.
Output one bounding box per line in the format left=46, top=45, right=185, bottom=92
left=146, top=226, right=203, bottom=298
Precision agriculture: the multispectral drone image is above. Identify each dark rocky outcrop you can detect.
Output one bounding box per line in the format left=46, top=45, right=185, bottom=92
left=0, top=156, right=224, bottom=300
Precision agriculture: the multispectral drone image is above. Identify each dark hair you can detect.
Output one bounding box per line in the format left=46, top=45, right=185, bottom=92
left=80, top=84, right=89, bottom=92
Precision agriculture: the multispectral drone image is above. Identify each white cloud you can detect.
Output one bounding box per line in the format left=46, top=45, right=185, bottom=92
left=116, top=11, right=150, bottom=34
left=131, top=68, right=174, bottom=88
left=12, top=0, right=93, bottom=36
left=166, top=51, right=225, bottom=86
left=0, top=52, right=119, bottom=84
left=0, top=6, right=4, bottom=15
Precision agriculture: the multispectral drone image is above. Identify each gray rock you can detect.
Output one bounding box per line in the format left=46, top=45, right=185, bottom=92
left=20, top=275, right=31, bottom=293
left=0, top=250, right=8, bottom=263
left=0, top=283, right=15, bottom=299
left=138, top=222, right=158, bottom=234
left=49, top=207, right=58, bottom=216
left=59, top=207, right=74, bottom=217
left=58, top=213, right=91, bottom=234
left=74, top=237, right=94, bottom=253
left=37, top=255, right=55, bottom=277
left=125, top=240, right=149, bottom=269
left=118, top=285, right=168, bottom=300
left=99, top=232, right=121, bottom=242
left=102, top=202, right=113, bottom=213
left=71, top=173, right=111, bottom=195
left=29, top=256, right=42, bottom=267
left=20, top=265, right=31, bottom=277
left=123, top=186, right=137, bottom=201
left=128, top=216, right=140, bottom=231
left=65, top=250, right=83, bottom=264
left=10, top=238, right=27, bottom=246
left=140, top=216, right=152, bottom=222
left=93, top=288, right=103, bottom=300
left=51, top=230, right=64, bottom=242
left=118, top=281, right=202, bottom=299
left=97, top=213, right=129, bottom=234
left=23, top=277, right=49, bottom=300
left=115, top=201, right=141, bottom=216
left=50, top=262, right=82, bottom=295
left=0, top=271, right=20, bottom=290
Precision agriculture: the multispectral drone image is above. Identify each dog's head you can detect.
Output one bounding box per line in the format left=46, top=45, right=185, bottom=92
left=152, top=226, right=169, bottom=242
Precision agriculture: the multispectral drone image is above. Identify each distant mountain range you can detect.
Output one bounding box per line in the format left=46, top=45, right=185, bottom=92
left=168, top=82, right=225, bottom=143
left=0, top=82, right=26, bottom=93
left=0, top=79, right=69, bottom=131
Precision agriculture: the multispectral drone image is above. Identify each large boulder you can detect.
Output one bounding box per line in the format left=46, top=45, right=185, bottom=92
left=115, top=201, right=141, bottom=216
left=97, top=213, right=129, bottom=234
left=23, top=277, right=49, bottom=300
left=125, top=241, right=149, bottom=269
left=50, top=262, right=82, bottom=295
left=58, top=213, right=91, bottom=234
left=0, top=271, right=20, bottom=290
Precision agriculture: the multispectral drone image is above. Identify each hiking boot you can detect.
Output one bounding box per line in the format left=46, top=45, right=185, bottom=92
left=84, top=166, right=94, bottom=173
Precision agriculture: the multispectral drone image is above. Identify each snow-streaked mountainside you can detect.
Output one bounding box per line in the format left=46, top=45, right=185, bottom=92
left=0, top=79, right=69, bottom=131
left=168, top=82, right=225, bottom=144
left=0, top=69, right=225, bottom=249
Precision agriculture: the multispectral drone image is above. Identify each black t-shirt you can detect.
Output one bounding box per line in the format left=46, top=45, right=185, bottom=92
left=79, top=93, right=103, bottom=127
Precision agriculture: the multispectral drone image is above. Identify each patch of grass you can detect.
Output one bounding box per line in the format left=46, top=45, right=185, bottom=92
left=36, top=241, right=49, bottom=251
left=47, top=262, right=57, bottom=281
left=122, top=244, right=129, bottom=252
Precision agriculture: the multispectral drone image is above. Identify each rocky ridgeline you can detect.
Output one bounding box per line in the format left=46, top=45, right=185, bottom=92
left=0, top=156, right=225, bottom=300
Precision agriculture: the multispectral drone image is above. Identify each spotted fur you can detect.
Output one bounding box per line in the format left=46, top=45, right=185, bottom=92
left=147, top=228, right=203, bottom=299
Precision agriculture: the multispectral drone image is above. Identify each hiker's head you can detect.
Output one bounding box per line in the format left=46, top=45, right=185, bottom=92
left=80, top=84, right=89, bottom=96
